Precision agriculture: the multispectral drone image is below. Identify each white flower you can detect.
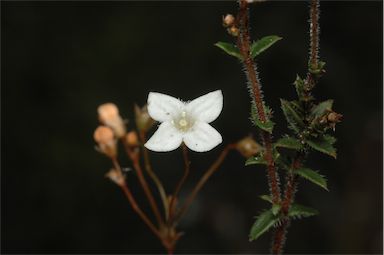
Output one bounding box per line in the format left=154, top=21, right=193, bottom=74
left=144, top=90, right=223, bottom=152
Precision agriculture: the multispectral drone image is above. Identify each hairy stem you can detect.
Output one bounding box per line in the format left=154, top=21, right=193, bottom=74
left=139, top=131, right=169, bottom=220
left=237, top=0, right=281, bottom=204
left=272, top=1, right=320, bottom=253
left=271, top=157, right=301, bottom=254
left=174, top=144, right=235, bottom=222
left=309, top=0, right=319, bottom=68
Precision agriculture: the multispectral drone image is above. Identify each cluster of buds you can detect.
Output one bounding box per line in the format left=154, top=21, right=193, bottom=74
left=98, top=103, right=126, bottom=138
left=94, top=126, right=117, bottom=158
left=222, top=14, right=239, bottom=37
left=319, top=110, right=343, bottom=131
left=236, top=136, right=262, bottom=158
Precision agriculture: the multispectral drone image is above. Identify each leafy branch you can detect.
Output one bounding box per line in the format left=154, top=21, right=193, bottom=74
left=216, top=0, right=342, bottom=254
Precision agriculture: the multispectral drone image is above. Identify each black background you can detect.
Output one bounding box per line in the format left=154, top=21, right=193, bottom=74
left=2, top=1, right=383, bottom=254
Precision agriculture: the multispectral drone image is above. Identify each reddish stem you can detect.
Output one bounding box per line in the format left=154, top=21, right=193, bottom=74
left=236, top=0, right=281, bottom=204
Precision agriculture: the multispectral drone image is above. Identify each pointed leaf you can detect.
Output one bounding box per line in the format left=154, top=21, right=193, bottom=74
left=245, top=155, right=268, bottom=166
left=272, top=204, right=281, bottom=216
left=289, top=203, right=319, bottom=218
left=250, top=35, right=282, bottom=58
left=215, top=42, right=243, bottom=60
left=324, top=134, right=337, bottom=145
left=309, top=61, right=326, bottom=75
left=294, top=75, right=305, bottom=100
left=307, top=135, right=337, bottom=158
left=249, top=210, right=279, bottom=241
left=295, top=167, right=328, bottom=191
left=311, top=100, right=334, bottom=118
left=250, top=104, right=275, bottom=133
left=280, top=99, right=305, bottom=133
left=275, top=136, right=303, bottom=150
left=259, top=195, right=273, bottom=203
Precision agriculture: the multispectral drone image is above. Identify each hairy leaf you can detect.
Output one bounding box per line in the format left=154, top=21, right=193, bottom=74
left=307, top=135, right=337, bottom=158
left=245, top=155, right=268, bottom=166
left=214, top=42, right=243, bottom=60
left=259, top=195, right=273, bottom=203
left=294, top=75, right=305, bottom=100
left=272, top=204, right=281, bottom=216
left=289, top=203, right=319, bottom=218
left=275, top=136, right=303, bottom=150
left=280, top=99, right=305, bottom=133
left=250, top=35, right=282, bottom=58
left=309, top=61, right=326, bottom=75
left=311, top=100, right=334, bottom=118
left=249, top=210, right=279, bottom=241
left=295, top=167, right=328, bottom=191
left=251, top=104, right=275, bottom=133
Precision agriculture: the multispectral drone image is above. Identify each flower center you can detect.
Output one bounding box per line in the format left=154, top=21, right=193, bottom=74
left=173, top=111, right=194, bottom=132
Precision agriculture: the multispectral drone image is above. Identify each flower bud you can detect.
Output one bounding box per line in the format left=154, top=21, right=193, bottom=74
left=134, top=104, right=155, bottom=132
left=125, top=131, right=139, bottom=147
left=327, top=111, right=342, bottom=123
left=227, top=26, right=240, bottom=37
left=105, top=168, right=125, bottom=187
left=94, top=126, right=117, bottom=158
left=236, top=136, right=261, bottom=158
left=98, top=103, right=126, bottom=138
left=222, top=14, right=235, bottom=27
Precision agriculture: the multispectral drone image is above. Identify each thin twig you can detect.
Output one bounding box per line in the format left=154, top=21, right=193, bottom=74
left=121, top=138, right=165, bottom=227
left=169, top=143, right=191, bottom=222
left=111, top=158, right=162, bottom=239
left=174, top=144, right=236, bottom=222
left=139, top=131, right=170, bottom=220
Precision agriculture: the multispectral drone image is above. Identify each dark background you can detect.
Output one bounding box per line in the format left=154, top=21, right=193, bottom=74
left=1, top=1, right=382, bottom=254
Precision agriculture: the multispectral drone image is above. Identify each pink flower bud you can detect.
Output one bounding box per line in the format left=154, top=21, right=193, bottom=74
left=222, top=14, right=235, bottom=27
left=94, top=126, right=117, bottom=158
left=236, top=136, right=261, bottom=158
left=125, top=131, right=139, bottom=147
left=97, top=103, right=126, bottom=138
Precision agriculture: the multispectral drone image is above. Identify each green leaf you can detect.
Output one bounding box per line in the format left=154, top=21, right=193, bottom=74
left=245, top=155, right=268, bottom=166
left=250, top=35, right=282, bottom=58
left=250, top=104, right=275, bottom=133
left=214, top=42, right=243, bottom=60
left=272, top=204, right=281, bottom=216
left=306, top=135, right=337, bottom=158
left=309, top=61, right=326, bottom=75
left=259, top=195, right=273, bottom=203
left=288, top=203, right=319, bottom=218
left=311, top=100, right=334, bottom=118
left=295, top=167, right=328, bottom=191
left=249, top=210, right=279, bottom=241
left=324, top=134, right=337, bottom=145
left=275, top=136, right=303, bottom=150
left=280, top=99, right=305, bottom=133
left=294, top=75, right=305, bottom=100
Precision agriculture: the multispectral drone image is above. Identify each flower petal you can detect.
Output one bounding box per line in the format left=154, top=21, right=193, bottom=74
left=186, top=90, right=223, bottom=123
left=147, top=92, right=185, bottom=122
left=144, top=122, right=183, bottom=152
left=183, top=121, right=222, bottom=152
